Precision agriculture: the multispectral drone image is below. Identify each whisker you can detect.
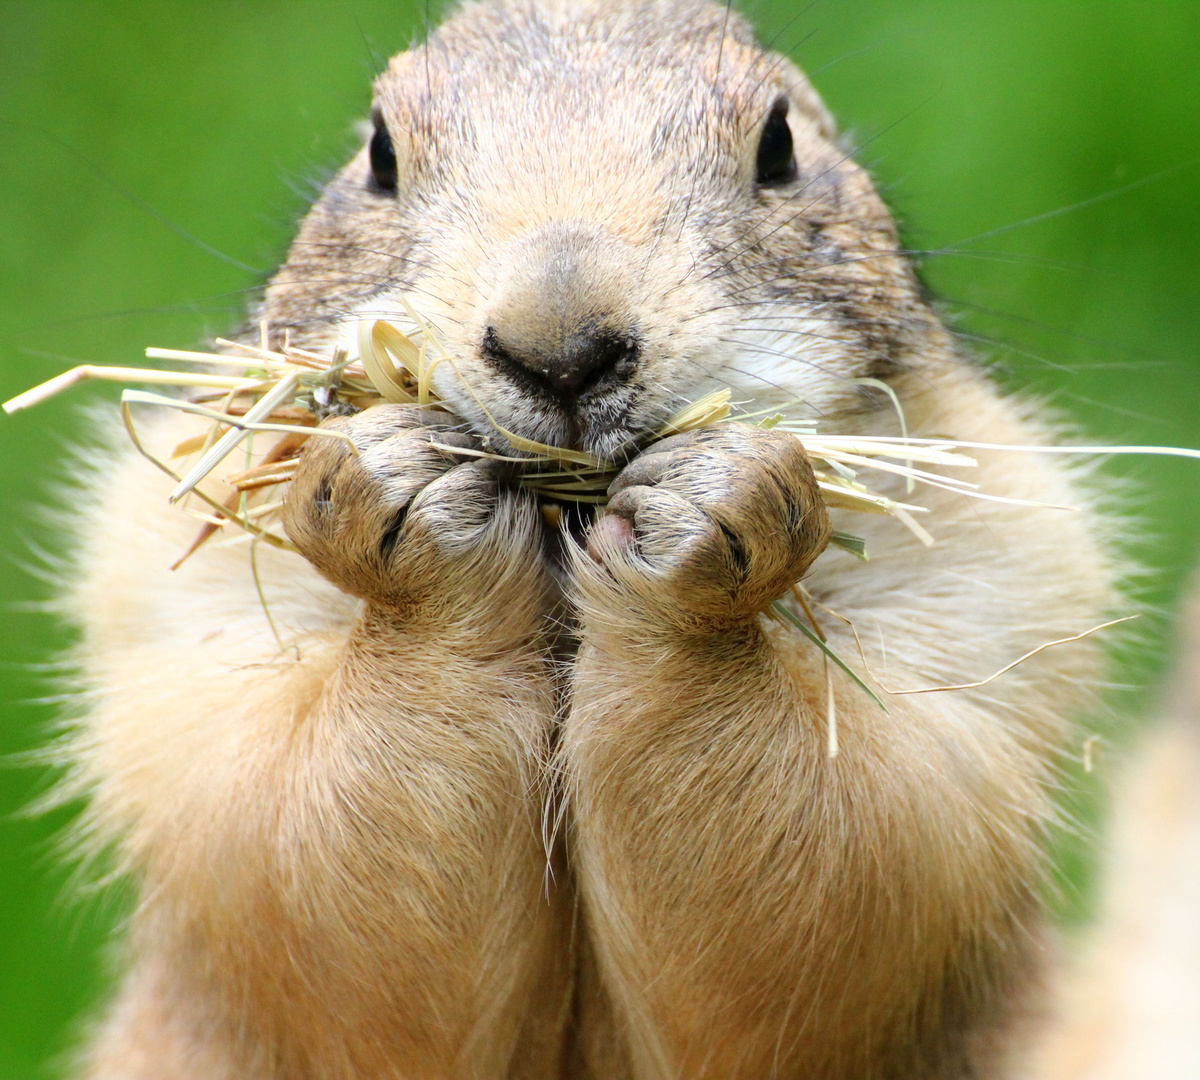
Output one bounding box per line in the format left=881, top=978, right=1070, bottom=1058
left=0, top=120, right=264, bottom=276
left=943, top=160, right=1197, bottom=251
left=694, top=89, right=941, bottom=279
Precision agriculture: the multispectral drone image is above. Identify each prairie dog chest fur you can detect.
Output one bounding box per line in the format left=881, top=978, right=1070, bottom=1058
left=64, top=3, right=1114, bottom=1079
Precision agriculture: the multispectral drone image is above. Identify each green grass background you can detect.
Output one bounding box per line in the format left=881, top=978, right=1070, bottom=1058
left=1, top=1, right=1198, bottom=1074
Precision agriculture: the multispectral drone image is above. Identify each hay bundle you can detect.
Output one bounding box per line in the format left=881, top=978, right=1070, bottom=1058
left=3, top=308, right=989, bottom=559
left=7, top=303, right=1187, bottom=750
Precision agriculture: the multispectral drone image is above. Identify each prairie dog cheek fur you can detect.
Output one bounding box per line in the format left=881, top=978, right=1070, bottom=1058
left=65, top=1, right=1114, bottom=1078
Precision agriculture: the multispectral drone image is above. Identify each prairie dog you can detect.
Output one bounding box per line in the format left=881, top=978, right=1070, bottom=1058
left=64, top=1, right=1113, bottom=1077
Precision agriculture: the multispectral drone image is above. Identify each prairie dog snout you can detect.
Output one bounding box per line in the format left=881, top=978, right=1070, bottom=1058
left=481, top=224, right=641, bottom=401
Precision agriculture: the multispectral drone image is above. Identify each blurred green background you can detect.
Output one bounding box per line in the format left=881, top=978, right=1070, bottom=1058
left=1, top=1, right=1198, bottom=1074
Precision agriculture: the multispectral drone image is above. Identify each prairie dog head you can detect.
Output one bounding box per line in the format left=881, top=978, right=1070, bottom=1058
left=265, top=0, right=941, bottom=459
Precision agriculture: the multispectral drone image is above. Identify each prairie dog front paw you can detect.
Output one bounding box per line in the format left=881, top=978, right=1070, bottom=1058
left=585, top=426, right=831, bottom=631
left=284, top=404, right=545, bottom=620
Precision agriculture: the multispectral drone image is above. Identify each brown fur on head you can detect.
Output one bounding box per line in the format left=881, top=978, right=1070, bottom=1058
left=267, top=0, right=937, bottom=462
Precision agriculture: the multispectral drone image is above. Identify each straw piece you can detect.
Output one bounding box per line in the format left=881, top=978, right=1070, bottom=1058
left=829, top=532, right=869, bottom=561
left=168, top=373, right=301, bottom=503
left=119, top=399, right=295, bottom=554
left=3, top=365, right=267, bottom=414
left=798, top=437, right=976, bottom=468
left=892, top=505, right=936, bottom=547
left=172, top=432, right=214, bottom=459
left=172, top=433, right=309, bottom=568
left=880, top=615, right=1138, bottom=695
left=803, top=436, right=1200, bottom=462
left=825, top=657, right=838, bottom=759
left=233, top=471, right=297, bottom=494
left=850, top=375, right=914, bottom=492
left=227, top=457, right=302, bottom=486
left=170, top=410, right=314, bottom=459
left=145, top=348, right=266, bottom=368
left=120, top=390, right=357, bottom=447
left=249, top=538, right=288, bottom=654
left=358, top=321, right=419, bottom=404
left=171, top=495, right=237, bottom=571
left=225, top=404, right=317, bottom=424
left=792, top=583, right=826, bottom=641
left=655, top=389, right=732, bottom=437
left=770, top=600, right=889, bottom=714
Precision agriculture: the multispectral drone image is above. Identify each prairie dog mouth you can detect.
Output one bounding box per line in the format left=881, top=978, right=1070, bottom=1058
left=341, top=304, right=660, bottom=461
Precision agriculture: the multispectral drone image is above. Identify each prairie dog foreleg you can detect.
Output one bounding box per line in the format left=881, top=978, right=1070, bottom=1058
left=563, top=391, right=1106, bottom=1080
left=77, top=405, right=569, bottom=1079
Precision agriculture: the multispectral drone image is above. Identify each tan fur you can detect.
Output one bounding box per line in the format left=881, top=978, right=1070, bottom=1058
left=1024, top=586, right=1200, bottom=1080
left=63, top=1, right=1114, bottom=1077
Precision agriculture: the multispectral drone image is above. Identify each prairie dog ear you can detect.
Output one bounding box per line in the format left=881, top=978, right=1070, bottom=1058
left=775, top=56, right=837, bottom=142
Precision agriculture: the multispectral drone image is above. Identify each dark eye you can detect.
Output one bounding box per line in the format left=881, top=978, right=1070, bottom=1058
left=369, top=111, right=398, bottom=193
left=755, top=98, right=796, bottom=187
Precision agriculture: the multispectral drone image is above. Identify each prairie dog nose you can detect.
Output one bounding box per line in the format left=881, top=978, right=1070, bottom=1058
left=482, top=322, right=639, bottom=395
left=481, top=226, right=641, bottom=398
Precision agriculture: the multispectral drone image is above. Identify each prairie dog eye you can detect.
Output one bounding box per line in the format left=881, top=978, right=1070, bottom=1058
left=755, top=98, right=796, bottom=187
left=369, top=110, right=398, bottom=193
